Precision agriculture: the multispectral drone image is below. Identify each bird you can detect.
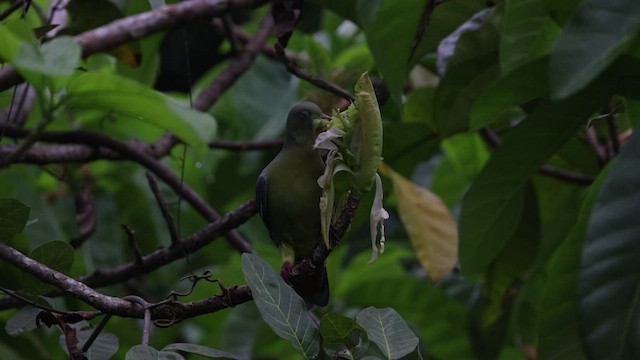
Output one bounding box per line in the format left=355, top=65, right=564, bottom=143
left=256, top=102, right=330, bottom=306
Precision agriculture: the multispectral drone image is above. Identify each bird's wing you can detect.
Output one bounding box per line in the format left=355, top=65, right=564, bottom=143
left=256, top=173, right=277, bottom=243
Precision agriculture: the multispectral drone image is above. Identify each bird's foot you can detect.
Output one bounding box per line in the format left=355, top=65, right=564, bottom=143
left=280, top=262, right=293, bottom=285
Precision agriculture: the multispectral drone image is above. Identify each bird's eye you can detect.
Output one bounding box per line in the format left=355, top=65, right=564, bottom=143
left=302, top=110, right=310, bottom=118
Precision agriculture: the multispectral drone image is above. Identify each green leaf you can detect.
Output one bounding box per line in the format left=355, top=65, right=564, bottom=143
left=305, top=36, right=332, bottom=77
left=15, top=36, right=81, bottom=90
left=549, top=0, right=640, bottom=99
left=241, top=253, right=319, bottom=360
left=126, top=345, right=159, bottom=360
left=538, top=171, right=609, bottom=360
left=5, top=307, right=41, bottom=336
left=459, top=82, right=609, bottom=274
left=356, top=307, right=419, bottom=360
left=309, top=0, right=357, bottom=21
left=0, top=198, right=30, bottom=242
left=431, top=133, right=490, bottom=207
left=500, top=0, right=560, bottom=74
left=483, top=183, right=540, bottom=325
left=335, top=250, right=473, bottom=359
left=356, top=0, right=428, bottom=103
left=59, top=330, right=119, bottom=360
left=163, top=343, right=246, bottom=360
left=578, top=126, right=640, bottom=359
left=220, top=302, right=260, bottom=358
left=433, top=8, right=501, bottom=136
left=320, top=313, right=368, bottom=358
left=23, top=241, right=74, bottom=294
left=0, top=21, right=34, bottom=62
left=542, top=0, right=581, bottom=26
left=0, top=22, right=79, bottom=91
left=469, top=57, right=547, bottom=130
left=66, top=71, right=215, bottom=156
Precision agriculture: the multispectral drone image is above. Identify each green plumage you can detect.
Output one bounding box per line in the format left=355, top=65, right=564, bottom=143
left=256, top=102, right=330, bottom=306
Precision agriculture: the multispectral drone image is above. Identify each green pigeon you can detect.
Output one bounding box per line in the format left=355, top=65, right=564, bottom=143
left=256, top=102, right=330, bottom=306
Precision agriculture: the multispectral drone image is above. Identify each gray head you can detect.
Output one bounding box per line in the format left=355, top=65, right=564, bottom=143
left=285, top=102, right=329, bottom=146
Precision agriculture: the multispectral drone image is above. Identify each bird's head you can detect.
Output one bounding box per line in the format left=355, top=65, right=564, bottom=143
left=285, top=102, right=331, bottom=147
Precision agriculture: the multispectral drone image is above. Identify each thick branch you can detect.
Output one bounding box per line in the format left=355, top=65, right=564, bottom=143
left=0, top=241, right=253, bottom=319
left=0, top=0, right=270, bottom=91
left=0, top=200, right=258, bottom=312
left=0, top=242, right=139, bottom=317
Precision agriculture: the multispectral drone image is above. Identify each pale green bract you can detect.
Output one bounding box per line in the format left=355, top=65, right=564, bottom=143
left=313, top=73, right=387, bottom=263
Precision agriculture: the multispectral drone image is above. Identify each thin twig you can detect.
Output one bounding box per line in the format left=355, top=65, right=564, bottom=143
left=606, top=111, right=620, bottom=155
left=221, top=14, right=241, bottom=54
left=0, top=0, right=22, bottom=21
left=194, top=14, right=274, bottom=111
left=81, top=314, right=112, bottom=353
left=584, top=125, right=609, bottom=165
left=277, top=48, right=355, bottom=101
left=480, top=127, right=596, bottom=185
left=145, top=172, right=180, bottom=245
left=408, top=0, right=438, bottom=65
left=121, top=225, right=144, bottom=264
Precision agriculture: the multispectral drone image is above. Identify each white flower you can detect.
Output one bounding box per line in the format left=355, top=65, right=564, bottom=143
left=313, top=127, right=345, bottom=151
left=368, top=173, right=389, bottom=264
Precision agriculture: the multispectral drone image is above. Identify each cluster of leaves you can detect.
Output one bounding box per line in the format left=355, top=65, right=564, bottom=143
left=1, top=0, right=640, bottom=359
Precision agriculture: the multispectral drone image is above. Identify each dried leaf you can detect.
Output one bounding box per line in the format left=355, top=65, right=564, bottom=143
left=380, top=163, right=458, bottom=281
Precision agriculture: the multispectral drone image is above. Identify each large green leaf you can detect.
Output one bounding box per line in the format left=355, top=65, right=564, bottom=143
left=59, top=330, right=119, bottom=360
left=432, top=133, right=490, bottom=207
left=0, top=20, right=37, bottom=64
left=23, top=241, right=74, bottom=295
left=578, top=126, right=640, bottom=359
left=459, top=82, right=609, bottom=274
left=433, top=7, right=501, bottom=136
left=542, top=0, right=581, bottom=26
left=537, top=171, right=609, bottom=360
left=16, top=36, right=81, bottom=90
left=163, top=343, right=246, bottom=360
left=335, top=249, right=473, bottom=359
left=500, top=0, right=560, bottom=74
left=549, top=0, right=640, bottom=99
left=355, top=0, right=423, bottom=103
left=356, top=307, right=419, bottom=360
left=241, top=253, right=319, bottom=360
left=320, top=313, right=368, bottom=358
left=0, top=20, right=79, bottom=91
left=470, top=57, right=548, bottom=131
left=5, top=307, right=41, bottom=336
left=0, top=198, right=30, bottom=243
left=66, top=71, right=216, bottom=155
left=126, top=345, right=184, bottom=360
left=483, top=183, right=539, bottom=325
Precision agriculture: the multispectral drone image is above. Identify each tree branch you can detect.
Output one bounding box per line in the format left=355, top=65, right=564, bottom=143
left=0, top=126, right=253, bottom=253
left=194, top=14, right=274, bottom=111
left=479, top=127, right=596, bottom=185
left=0, top=0, right=271, bottom=91
left=277, top=53, right=355, bottom=101
left=0, top=200, right=258, bottom=312
left=0, top=242, right=140, bottom=317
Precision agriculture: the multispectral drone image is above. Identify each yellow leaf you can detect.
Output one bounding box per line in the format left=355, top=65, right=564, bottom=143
left=380, top=163, right=458, bottom=281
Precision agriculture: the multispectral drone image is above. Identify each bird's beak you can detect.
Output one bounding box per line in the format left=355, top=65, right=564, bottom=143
left=313, top=113, right=332, bottom=134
